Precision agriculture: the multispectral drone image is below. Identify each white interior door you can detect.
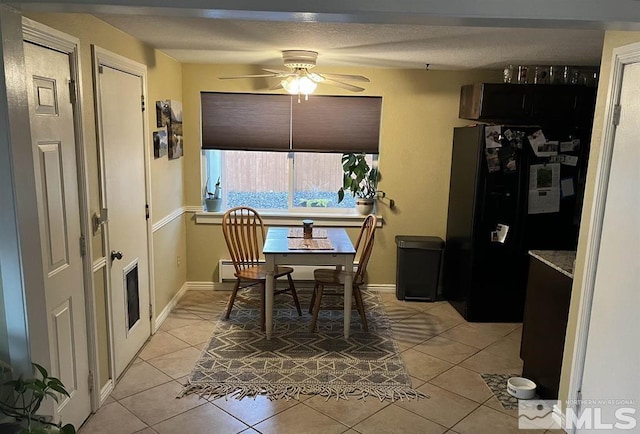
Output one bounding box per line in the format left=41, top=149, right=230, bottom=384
left=97, top=61, right=151, bottom=378
left=577, top=62, right=640, bottom=432
left=23, top=41, right=91, bottom=428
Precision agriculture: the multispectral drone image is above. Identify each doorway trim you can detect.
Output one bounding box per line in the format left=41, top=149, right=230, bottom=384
left=566, top=41, right=640, bottom=432
left=21, top=18, right=100, bottom=411
left=91, top=45, right=156, bottom=385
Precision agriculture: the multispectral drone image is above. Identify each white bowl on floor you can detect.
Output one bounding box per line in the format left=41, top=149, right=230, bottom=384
left=507, top=377, right=537, bottom=399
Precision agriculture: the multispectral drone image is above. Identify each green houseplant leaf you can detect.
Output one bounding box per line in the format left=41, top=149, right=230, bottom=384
left=1, top=362, right=76, bottom=433
left=337, top=153, right=379, bottom=203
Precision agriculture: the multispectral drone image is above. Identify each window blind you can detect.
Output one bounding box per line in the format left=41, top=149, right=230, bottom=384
left=201, top=92, right=290, bottom=151
left=292, top=95, right=381, bottom=153
left=201, top=92, right=381, bottom=153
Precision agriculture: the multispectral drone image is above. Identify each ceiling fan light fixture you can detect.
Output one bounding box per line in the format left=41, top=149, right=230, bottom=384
left=218, top=49, right=369, bottom=96
left=281, top=74, right=317, bottom=96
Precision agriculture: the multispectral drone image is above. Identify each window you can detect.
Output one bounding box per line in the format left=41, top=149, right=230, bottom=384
left=200, top=92, right=382, bottom=212
left=204, top=150, right=377, bottom=211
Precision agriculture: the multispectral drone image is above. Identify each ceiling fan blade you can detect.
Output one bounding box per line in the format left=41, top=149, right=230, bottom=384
left=307, top=72, right=325, bottom=83
left=322, top=79, right=365, bottom=92
left=218, top=73, right=279, bottom=79
left=317, top=72, right=370, bottom=83
left=262, top=68, right=290, bottom=75
left=269, top=82, right=284, bottom=91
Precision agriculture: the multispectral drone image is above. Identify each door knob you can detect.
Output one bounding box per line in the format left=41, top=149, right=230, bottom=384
left=110, top=250, right=123, bottom=261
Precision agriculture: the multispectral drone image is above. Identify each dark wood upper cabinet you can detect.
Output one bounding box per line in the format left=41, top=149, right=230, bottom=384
left=459, top=83, right=596, bottom=125
left=459, top=83, right=531, bottom=122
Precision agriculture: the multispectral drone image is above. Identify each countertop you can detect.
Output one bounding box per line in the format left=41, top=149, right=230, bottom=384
left=528, top=250, right=576, bottom=279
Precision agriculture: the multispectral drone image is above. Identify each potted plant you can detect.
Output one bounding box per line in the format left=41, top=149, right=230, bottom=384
left=0, top=361, right=76, bottom=433
left=205, top=177, right=222, bottom=212
left=337, top=153, right=378, bottom=215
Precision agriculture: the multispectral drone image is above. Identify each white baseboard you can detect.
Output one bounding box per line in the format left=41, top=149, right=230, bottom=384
left=365, top=284, right=396, bottom=293
left=552, top=404, right=568, bottom=433
left=185, top=280, right=395, bottom=293
left=187, top=281, right=231, bottom=291
left=99, top=380, right=114, bottom=406
left=153, top=281, right=189, bottom=332
left=187, top=281, right=215, bottom=290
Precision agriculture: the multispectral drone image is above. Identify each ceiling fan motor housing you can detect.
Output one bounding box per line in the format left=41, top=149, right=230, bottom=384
left=282, top=50, right=318, bottom=69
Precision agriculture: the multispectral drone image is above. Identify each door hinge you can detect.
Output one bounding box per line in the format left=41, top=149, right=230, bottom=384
left=149, top=303, right=153, bottom=320
left=613, top=104, right=621, bottom=126
left=141, top=95, right=145, bottom=112
left=79, top=235, right=86, bottom=257
left=88, top=371, right=94, bottom=391
left=68, top=80, right=77, bottom=105
left=98, top=65, right=104, bottom=74
left=145, top=203, right=150, bottom=220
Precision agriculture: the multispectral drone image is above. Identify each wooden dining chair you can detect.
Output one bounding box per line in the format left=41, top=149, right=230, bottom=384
left=308, top=214, right=378, bottom=332
left=222, top=206, right=302, bottom=330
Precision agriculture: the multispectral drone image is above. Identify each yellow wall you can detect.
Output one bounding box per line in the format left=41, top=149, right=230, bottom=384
left=25, top=13, right=186, bottom=388
left=153, top=216, right=188, bottom=310
left=182, top=64, right=500, bottom=283
left=558, top=30, right=640, bottom=407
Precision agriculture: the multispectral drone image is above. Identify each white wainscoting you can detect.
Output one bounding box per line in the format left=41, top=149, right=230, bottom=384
left=215, top=260, right=395, bottom=293
left=217, top=259, right=360, bottom=283
left=152, top=207, right=185, bottom=233
left=193, top=209, right=383, bottom=228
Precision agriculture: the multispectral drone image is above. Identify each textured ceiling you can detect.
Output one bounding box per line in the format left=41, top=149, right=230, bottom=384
left=96, top=15, right=605, bottom=70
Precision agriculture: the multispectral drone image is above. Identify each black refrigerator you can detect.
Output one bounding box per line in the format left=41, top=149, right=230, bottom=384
left=443, top=124, right=589, bottom=322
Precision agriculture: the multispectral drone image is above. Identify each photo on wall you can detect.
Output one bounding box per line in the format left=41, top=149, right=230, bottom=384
left=156, top=100, right=170, bottom=127
left=168, top=99, right=182, bottom=124
left=153, top=130, right=168, bottom=158
left=168, top=122, right=183, bottom=159
left=157, top=99, right=184, bottom=159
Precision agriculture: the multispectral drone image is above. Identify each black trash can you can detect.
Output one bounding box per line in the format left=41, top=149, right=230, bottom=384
left=395, top=236, right=445, bottom=301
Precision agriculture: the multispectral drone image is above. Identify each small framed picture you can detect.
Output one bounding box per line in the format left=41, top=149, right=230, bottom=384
left=153, top=130, right=168, bottom=158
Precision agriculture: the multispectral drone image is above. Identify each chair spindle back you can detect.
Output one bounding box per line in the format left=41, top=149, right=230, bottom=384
left=222, top=206, right=266, bottom=273
left=354, top=214, right=378, bottom=284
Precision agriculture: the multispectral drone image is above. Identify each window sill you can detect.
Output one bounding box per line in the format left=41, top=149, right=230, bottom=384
left=191, top=208, right=383, bottom=227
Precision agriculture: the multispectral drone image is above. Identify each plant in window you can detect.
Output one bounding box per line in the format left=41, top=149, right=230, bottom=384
left=337, top=153, right=378, bottom=214
left=204, top=177, right=222, bottom=212
left=0, top=361, right=76, bottom=433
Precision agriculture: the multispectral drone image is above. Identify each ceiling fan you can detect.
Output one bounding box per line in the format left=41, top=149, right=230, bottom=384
left=219, top=50, right=370, bottom=99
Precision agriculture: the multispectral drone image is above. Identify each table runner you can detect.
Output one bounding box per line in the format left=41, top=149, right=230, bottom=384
left=287, top=228, right=328, bottom=239
left=287, top=238, right=334, bottom=250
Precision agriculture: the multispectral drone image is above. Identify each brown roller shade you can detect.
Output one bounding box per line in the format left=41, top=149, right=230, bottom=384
left=292, top=95, right=381, bottom=153
left=201, top=92, right=291, bottom=151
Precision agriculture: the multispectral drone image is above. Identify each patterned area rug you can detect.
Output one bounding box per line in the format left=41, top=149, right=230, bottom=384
left=181, top=290, right=425, bottom=402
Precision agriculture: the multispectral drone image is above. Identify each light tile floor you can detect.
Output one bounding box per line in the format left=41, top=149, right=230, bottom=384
left=78, top=289, right=560, bottom=434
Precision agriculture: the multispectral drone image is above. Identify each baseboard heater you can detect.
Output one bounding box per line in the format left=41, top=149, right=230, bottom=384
left=218, top=260, right=357, bottom=283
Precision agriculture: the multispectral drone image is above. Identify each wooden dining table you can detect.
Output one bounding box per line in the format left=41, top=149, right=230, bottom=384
left=263, top=227, right=356, bottom=340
